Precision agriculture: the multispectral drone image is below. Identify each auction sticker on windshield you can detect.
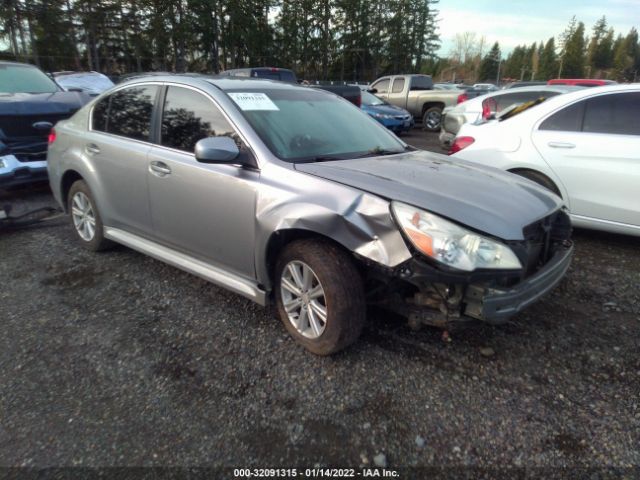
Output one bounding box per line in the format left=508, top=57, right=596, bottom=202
left=228, top=92, right=279, bottom=111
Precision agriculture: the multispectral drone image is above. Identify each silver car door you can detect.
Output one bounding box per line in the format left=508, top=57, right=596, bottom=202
left=86, top=84, right=159, bottom=236
left=146, top=85, right=259, bottom=279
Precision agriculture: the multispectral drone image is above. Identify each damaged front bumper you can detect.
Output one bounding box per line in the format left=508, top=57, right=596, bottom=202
left=463, top=243, right=573, bottom=323
left=0, top=154, right=48, bottom=188
left=381, top=241, right=573, bottom=327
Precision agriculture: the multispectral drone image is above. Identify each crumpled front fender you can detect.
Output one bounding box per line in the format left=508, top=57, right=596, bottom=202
left=254, top=164, right=412, bottom=289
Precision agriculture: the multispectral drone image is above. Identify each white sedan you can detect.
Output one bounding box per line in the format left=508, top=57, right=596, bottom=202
left=450, top=84, right=640, bottom=236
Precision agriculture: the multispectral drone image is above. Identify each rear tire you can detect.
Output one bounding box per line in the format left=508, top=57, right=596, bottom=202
left=422, top=106, right=443, bottom=132
left=513, top=170, right=562, bottom=198
left=67, top=180, right=113, bottom=251
left=274, top=239, right=365, bottom=356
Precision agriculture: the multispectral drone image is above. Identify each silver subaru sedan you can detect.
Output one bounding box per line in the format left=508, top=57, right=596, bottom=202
left=47, top=75, right=573, bottom=355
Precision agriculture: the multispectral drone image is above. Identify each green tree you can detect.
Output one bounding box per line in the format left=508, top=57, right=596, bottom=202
left=538, top=37, right=558, bottom=80
left=560, top=18, right=586, bottom=77
left=613, top=27, right=640, bottom=81
left=588, top=17, right=614, bottom=73
left=478, top=41, right=500, bottom=82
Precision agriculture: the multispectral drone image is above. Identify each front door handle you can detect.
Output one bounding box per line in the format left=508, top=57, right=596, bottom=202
left=85, top=143, right=100, bottom=155
left=149, top=160, right=171, bottom=177
left=548, top=141, right=575, bottom=149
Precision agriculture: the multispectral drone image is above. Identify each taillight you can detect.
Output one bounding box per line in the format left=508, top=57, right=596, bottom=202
left=354, top=93, right=362, bottom=107
left=482, top=103, right=491, bottom=119
left=457, top=93, right=468, bottom=104
left=482, top=98, right=497, bottom=119
left=48, top=128, right=57, bottom=145
left=448, top=136, right=475, bottom=155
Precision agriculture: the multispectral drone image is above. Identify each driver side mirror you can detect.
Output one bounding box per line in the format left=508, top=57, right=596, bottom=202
left=195, top=136, right=240, bottom=164
left=367, top=88, right=378, bottom=94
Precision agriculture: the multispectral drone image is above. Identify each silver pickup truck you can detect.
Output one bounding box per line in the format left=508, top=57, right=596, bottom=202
left=370, top=74, right=466, bottom=131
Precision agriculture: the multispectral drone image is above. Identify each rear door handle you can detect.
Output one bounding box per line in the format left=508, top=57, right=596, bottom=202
left=548, top=141, right=575, bottom=149
left=149, top=160, right=171, bottom=176
left=85, top=143, right=100, bottom=155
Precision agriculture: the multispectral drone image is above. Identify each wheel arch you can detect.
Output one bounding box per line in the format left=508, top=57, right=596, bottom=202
left=60, top=169, right=85, bottom=212
left=507, top=167, right=564, bottom=199
left=263, top=229, right=353, bottom=294
left=422, top=101, right=445, bottom=114
left=254, top=196, right=412, bottom=292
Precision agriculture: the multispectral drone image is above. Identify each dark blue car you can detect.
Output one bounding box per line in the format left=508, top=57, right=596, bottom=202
left=360, top=89, right=414, bottom=133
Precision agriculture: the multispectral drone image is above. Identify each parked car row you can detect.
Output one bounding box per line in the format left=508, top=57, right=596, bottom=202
left=3, top=60, right=635, bottom=357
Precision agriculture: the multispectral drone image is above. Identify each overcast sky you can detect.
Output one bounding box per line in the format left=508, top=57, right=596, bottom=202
left=436, top=0, right=640, bottom=56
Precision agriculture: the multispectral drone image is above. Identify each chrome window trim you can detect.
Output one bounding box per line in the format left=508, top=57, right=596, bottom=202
left=88, top=80, right=262, bottom=168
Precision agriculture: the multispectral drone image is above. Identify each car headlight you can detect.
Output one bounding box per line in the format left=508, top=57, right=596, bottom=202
left=372, top=113, right=394, bottom=119
left=391, top=202, right=522, bottom=271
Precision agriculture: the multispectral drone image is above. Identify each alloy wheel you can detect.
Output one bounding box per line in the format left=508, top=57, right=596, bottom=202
left=71, top=191, right=96, bottom=241
left=425, top=110, right=442, bottom=129
left=280, top=260, right=327, bottom=339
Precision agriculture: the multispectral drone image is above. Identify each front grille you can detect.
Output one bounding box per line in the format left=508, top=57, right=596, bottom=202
left=516, top=209, right=572, bottom=277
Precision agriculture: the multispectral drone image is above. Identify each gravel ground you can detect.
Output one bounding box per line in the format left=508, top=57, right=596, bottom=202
left=1, top=132, right=639, bottom=475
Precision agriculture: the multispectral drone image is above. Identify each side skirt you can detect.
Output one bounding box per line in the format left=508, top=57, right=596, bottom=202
left=104, top=227, right=267, bottom=306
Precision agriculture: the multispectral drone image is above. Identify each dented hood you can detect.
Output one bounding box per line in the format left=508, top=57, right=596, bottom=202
left=294, top=150, right=562, bottom=240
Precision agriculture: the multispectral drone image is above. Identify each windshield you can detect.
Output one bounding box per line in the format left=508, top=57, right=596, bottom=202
left=0, top=64, right=60, bottom=94
left=227, top=88, right=407, bottom=162
left=361, top=90, right=385, bottom=106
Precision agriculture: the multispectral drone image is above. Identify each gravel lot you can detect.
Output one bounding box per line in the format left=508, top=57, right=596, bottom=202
left=1, top=131, right=639, bottom=475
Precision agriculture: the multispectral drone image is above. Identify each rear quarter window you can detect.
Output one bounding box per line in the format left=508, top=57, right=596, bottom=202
left=92, top=96, right=109, bottom=132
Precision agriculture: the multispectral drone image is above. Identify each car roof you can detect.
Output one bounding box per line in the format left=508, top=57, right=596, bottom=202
left=117, top=73, right=317, bottom=93
left=0, top=60, right=40, bottom=68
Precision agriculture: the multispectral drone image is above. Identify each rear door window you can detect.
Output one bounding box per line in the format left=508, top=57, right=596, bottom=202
left=391, top=78, right=405, bottom=93
left=582, top=92, right=640, bottom=135
left=106, top=85, right=158, bottom=141
left=160, top=86, right=236, bottom=152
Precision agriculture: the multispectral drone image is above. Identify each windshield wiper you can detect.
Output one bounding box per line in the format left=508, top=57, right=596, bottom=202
left=352, top=145, right=411, bottom=159
left=295, top=154, right=348, bottom=163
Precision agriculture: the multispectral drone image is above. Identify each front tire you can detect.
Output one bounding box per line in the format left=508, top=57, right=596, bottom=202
left=422, top=106, right=443, bottom=132
left=274, top=239, right=365, bottom=355
left=67, top=180, right=113, bottom=251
